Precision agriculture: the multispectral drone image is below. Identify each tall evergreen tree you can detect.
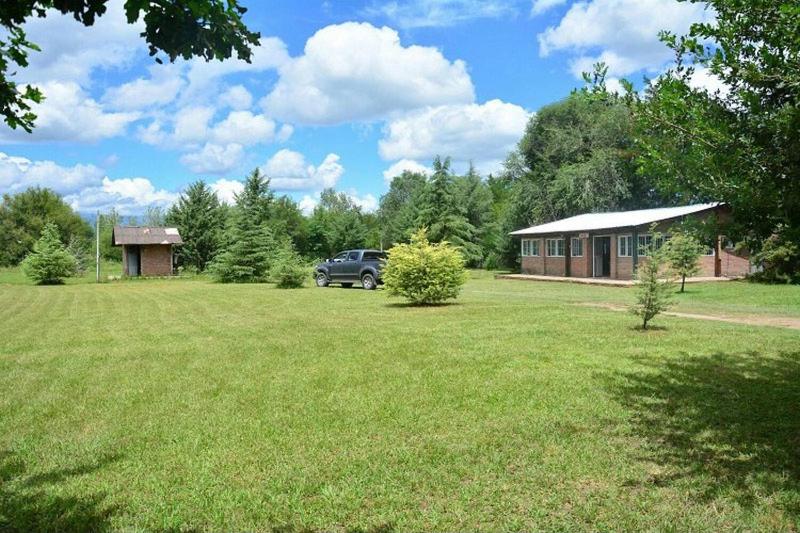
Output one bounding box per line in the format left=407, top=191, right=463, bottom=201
left=166, top=180, right=225, bottom=271
left=21, top=222, right=76, bottom=285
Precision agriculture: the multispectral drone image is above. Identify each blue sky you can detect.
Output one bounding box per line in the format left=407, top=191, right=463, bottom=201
left=0, top=0, right=714, bottom=215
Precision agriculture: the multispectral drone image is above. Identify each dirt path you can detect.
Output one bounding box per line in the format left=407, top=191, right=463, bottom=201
left=579, top=302, right=800, bottom=330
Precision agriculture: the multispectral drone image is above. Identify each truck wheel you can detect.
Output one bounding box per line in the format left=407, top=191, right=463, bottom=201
left=315, top=272, right=329, bottom=287
left=361, top=273, right=376, bottom=290
left=341, top=283, right=353, bottom=288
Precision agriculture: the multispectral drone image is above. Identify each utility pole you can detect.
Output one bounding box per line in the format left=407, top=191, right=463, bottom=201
left=96, top=211, right=100, bottom=283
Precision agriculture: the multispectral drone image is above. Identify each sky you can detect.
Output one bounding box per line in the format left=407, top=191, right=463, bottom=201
left=0, top=0, right=715, bottom=216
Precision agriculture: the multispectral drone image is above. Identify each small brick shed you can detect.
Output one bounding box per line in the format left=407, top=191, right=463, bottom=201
left=112, top=226, right=183, bottom=277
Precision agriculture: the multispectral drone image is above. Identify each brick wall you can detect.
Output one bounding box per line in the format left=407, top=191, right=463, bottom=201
left=521, top=255, right=544, bottom=274
left=140, top=245, right=173, bottom=276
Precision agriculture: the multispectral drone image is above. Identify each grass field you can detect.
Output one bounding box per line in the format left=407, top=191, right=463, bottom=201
left=1, top=271, right=799, bottom=531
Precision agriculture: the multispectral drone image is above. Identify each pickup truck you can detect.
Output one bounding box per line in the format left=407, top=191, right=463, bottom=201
left=314, top=249, right=386, bottom=290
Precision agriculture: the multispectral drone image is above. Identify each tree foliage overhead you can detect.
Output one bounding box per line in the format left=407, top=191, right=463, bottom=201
left=0, top=187, right=92, bottom=266
left=629, top=0, right=800, bottom=279
left=308, top=188, right=375, bottom=259
left=0, top=0, right=260, bottom=132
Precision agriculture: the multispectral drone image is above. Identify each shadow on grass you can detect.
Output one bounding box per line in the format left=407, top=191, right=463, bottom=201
left=384, top=301, right=461, bottom=308
left=608, top=350, right=800, bottom=518
left=0, top=451, right=122, bottom=532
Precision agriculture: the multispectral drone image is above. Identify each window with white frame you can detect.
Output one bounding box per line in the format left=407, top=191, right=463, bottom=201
left=637, top=234, right=667, bottom=256
left=521, top=238, right=540, bottom=257
left=617, top=235, right=632, bottom=257
left=547, top=238, right=565, bottom=257
left=571, top=237, right=583, bottom=257
left=703, top=245, right=715, bottom=256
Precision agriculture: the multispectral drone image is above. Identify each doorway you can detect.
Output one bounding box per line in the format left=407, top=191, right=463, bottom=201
left=593, top=236, right=611, bottom=277
left=126, top=245, right=141, bottom=276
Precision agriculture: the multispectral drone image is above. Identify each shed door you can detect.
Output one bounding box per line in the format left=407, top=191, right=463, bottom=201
left=127, top=246, right=140, bottom=276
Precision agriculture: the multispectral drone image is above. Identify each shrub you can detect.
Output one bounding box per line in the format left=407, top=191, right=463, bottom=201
left=663, top=230, right=704, bottom=292
left=21, top=222, right=77, bottom=285
left=630, top=235, right=673, bottom=330
left=383, top=228, right=467, bottom=305
left=270, top=243, right=307, bottom=289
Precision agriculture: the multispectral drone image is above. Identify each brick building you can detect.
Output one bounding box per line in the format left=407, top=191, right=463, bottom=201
left=112, top=226, right=183, bottom=277
left=510, top=203, right=750, bottom=280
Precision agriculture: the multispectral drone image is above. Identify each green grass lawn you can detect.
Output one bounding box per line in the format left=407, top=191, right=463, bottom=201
left=1, top=271, right=799, bottom=531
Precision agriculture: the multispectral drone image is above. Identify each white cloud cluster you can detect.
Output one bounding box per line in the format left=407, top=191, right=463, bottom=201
left=382, top=159, right=431, bottom=184
left=538, top=0, right=712, bottom=78
left=180, top=143, right=245, bottom=175
left=0, top=82, right=140, bottom=143
left=297, top=190, right=378, bottom=215
left=65, top=177, right=178, bottom=214
left=261, top=22, right=475, bottom=124
left=209, top=178, right=245, bottom=204
left=262, top=150, right=345, bottom=191
left=531, top=0, right=567, bottom=16
left=0, top=152, right=104, bottom=194
left=379, top=99, right=530, bottom=172
left=365, top=0, right=516, bottom=28
left=101, top=65, right=185, bottom=111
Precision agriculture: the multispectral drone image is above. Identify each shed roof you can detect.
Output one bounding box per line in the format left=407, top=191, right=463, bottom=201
left=509, top=203, right=721, bottom=236
left=112, top=226, right=183, bottom=246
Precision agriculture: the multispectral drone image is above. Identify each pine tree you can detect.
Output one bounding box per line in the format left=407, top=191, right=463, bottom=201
left=630, top=235, right=673, bottom=330
left=235, top=168, right=274, bottom=227
left=21, top=222, right=76, bottom=285
left=165, top=181, right=225, bottom=271
left=664, top=231, right=705, bottom=292
left=209, top=212, right=275, bottom=283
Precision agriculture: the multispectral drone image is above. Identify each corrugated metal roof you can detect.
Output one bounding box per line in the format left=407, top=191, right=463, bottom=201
left=509, top=203, right=721, bottom=236
left=112, top=226, right=183, bottom=245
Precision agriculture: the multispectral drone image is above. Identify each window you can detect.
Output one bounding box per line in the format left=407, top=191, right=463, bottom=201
left=332, top=252, right=347, bottom=262
left=347, top=251, right=360, bottom=261
left=571, top=237, right=583, bottom=257
left=362, top=251, right=386, bottom=261
left=547, top=238, right=565, bottom=257
left=637, top=234, right=667, bottom=256
left=703, top=246, right=715, bottom=256
left=521, top=239, right=540, bottom=257
left=618, top=235, right=632, bottom=257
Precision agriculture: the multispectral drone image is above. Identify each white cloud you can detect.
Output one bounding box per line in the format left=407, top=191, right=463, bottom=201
left=531, top=0, right=567, bottom=15
left=0, top=152, right=105, bottom=195
left=180, top=143, right=245, bottom=175
left=346, top=191, right=379, bottom=212
left=219, top=85, right=254, bottom=110
left=101, top=64, right=185, bottom=111
left=17, top=0, right=144, bottom=86
left=0, top=82, right=139, bottom=143
left=65, top=177, right=178, bottom=215
left=379, top=99, right=530, bottom=171
left=261, top=22, right=475, bottom=124
left=209, top=178, right=244, bottom=204
left=262, top=150, right=344, bottom=191
left=298, top=195, right=318, bottom=215
left=365, top=0, right=517, bottom=28
left=688, top=66, right=729, bottom=97
left=210, top=111, right=282, bottom=146
left=382, top=159, right=430, bottom=184
left=538, top=0, right=713, bottom=78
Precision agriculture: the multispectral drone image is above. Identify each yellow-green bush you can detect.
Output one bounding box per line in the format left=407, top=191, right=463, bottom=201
left=383, top=228, right=467, bottom=304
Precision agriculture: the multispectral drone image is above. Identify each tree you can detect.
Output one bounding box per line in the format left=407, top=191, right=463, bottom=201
left=269, top=195, right=309, bottom=256
left=383, top=228, right=468, bottom=305
left=630, top=233, right=673, bottom=330
left=664, top=231, right=704, bottom=292
left=66, top=234, right=90, bottom=276
left=0, top=0, right=260, bottom=132
left=98, top=209, right=122, bottom=262
left=143, top=206, right=166, bottom=227
left=0, top=187, right=92, bottom=266
left=165, top=180, right=225, bottom=271
left=377, top=170, right=427, bottom=247
left=21, top=222, right=76, bottom=284
left=415, top=157, right=482, bottom=265
left=629, top=0, right=800, bottom=281
left=308, top=189, right=370, bottom=258
left=269, top=240, right=307, bottom=289
left=210, top=169, right=277, bottom=283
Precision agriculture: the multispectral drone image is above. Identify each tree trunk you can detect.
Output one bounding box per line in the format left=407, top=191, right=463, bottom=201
left=681, top=274, right=686, bottom=293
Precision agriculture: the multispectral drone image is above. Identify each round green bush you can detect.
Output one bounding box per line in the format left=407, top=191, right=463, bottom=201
left=383, top=228, right=467, bottom=305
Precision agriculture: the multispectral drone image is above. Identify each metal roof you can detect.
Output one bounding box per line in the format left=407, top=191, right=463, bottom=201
left=509, top=203, right=721, bottom=236
left=112, top=226, right=183, bottom=246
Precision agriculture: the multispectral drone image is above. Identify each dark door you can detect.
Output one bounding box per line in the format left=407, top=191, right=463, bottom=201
left=342, top=250, right=361, bottom=279
left=328, top=251, right=348, bottom=280
left=126, top=245, right=141, bottom=276
left=594, top=237, right=611, bottom=277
